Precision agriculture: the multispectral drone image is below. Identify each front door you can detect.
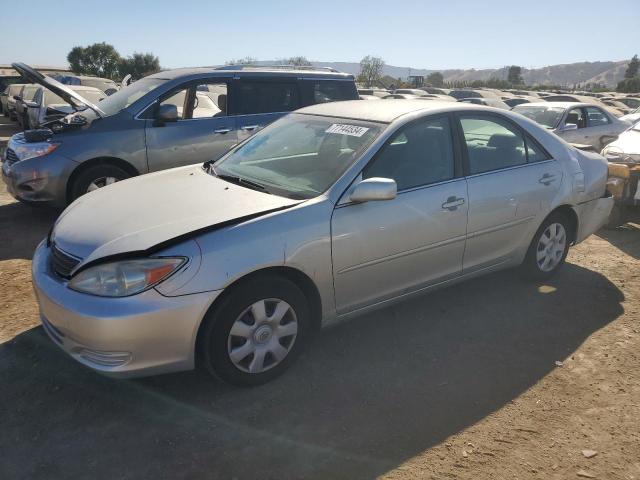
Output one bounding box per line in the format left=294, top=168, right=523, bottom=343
left=145, top=79, right=237, bottom=172
left=457, top=113, right=563, bottom=272
left=331, top=115, right=468, bottom=314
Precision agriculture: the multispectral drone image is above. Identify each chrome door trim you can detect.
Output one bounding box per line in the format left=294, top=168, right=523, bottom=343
left=464, top=158, right=556, bottom=180
left=465, top=215, right=536, bottom=240
left=336, top=234, right=467, bottom=275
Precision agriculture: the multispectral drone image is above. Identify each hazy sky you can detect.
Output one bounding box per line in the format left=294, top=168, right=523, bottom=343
left=1, top=0, right=638, bottom=70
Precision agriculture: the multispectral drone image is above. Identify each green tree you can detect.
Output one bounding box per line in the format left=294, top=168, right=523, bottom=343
left=225, top=56, right=258, bottom=66
left=507, top=65, right=524, bottom=85
left=617, top=77, right=640, bottom=93
left=285, top=56, right=312, bottom=67
left=357, top=55, right=385, bottom=87
left=67, top=42, right=121, bottom=80
left=118, top=52, right=161, bottom=80
left=426, top=71, right=444, bottom=87
left=624, top=54, right=639, bottom=79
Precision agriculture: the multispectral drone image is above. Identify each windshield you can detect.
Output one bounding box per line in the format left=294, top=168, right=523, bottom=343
left=81, top=78, right=116, bottom=91
left=513, top=105, right=566, bottom=129
left=94, top=78, right=166, bottom=116
left=214, top=113, right=382, bottom=199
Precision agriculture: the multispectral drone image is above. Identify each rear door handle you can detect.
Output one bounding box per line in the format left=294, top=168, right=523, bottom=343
left=442, top=196, right=465, bottom=211
left=240, top=125, right=260, bottom=131
left=213, top=128, right=232, bottom=134
left=539, top=173, right=556, bottom=185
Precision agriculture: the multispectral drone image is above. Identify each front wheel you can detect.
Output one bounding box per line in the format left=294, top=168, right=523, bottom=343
left=69, top=164, right=130, bottom=202
left=200, top=275, right=310, bottom=387
left=521, top=213, right=571, bottom=280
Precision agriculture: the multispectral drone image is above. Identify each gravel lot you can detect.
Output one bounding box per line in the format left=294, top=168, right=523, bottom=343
left=0, top=114, right=639, bottom=479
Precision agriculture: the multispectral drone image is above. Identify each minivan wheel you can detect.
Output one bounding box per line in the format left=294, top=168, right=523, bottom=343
left=521, top=213, right=570, bottom=280
left=201, top=275, right=310, bottom=387
left=70, top=164, right=130, bottom=201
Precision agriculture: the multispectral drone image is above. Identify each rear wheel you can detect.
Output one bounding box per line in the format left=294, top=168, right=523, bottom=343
left=521, top=213, right=571, bottom=280
left=200, top=275, right=310, bottom=387
left=70, top=164, right=130, bottom=202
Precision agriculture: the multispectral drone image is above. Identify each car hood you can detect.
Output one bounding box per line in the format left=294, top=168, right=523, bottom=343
left=51, top=165, right=301, bottom=269
left=12, top=62, right=105, bottom=118
left=608, top=127, right=640, bottom=154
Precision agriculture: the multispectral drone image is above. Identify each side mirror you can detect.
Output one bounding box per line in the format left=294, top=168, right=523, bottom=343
left=156, top=104, right=178, bottom=123
left=13, top=95, right=21, bottom=101
left=560, top=123, right=578, bottom=132
left=350, top=177, right=397, bottom=203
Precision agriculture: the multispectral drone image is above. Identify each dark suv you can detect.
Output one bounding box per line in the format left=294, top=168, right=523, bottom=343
left=3, top=63, right=358, bottom=207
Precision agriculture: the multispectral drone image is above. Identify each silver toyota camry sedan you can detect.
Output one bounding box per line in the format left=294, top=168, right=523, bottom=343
left=32, top=100, right=613, bottom=386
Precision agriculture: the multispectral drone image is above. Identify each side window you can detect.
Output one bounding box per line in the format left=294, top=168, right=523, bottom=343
left=585, top=107, right=610, bottom=127
left=363, top=116, right=455, bottom=190
left=159, top=88, right=189, bottom=120
left=194, top=83, right=227, bottom=118
left=460, top=116, right=526, bottom=175
left=565, top=108, right=586, bottom=129
left=236, top=82, right=299, bottom=114
left=312, top=81, right=357, bottom=103
left=525, top=136, right=552, bottom=163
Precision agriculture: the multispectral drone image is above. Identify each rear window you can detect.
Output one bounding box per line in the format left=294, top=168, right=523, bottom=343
left=310, top=80, right=357, bottom=103
left=235, top=82, right=300, bottom=114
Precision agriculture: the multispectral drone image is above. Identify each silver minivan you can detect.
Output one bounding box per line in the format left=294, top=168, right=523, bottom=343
left=2, top=63, right=357, bottom=207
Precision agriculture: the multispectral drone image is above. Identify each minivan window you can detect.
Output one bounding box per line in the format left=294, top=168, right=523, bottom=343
left=236, top=82, right=299, bottom=114
left=214, top=113, right=381, bottom=199
left=97, top=78, right=167, bottom=117
left=312, top=81, right=356, bottom=103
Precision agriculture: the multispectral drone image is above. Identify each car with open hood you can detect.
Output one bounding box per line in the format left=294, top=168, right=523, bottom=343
left=25, top=85, right=105, bottom=129
left=2, top=62, right=357, bottom=207
left=32, top=100, right=613, bottom=386
left=513, top=102, right=631, bottom=150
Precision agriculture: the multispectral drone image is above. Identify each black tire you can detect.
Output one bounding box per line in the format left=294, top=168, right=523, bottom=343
left=520, top=212, right=571, bottom=280
left=69, top=164, right=130, bottom=202
left=200, top=275, right=310, bottom=387
left=604, top=204, right=627, bottom=230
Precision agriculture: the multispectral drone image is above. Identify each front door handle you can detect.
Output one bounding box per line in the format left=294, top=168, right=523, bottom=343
left=240, top=125, right=260, bottom=131
left=539, top=173, right=556, bottom=185
left=213, top=128, right=232, bottom=134
left=442, top=196, right=465, bottom=211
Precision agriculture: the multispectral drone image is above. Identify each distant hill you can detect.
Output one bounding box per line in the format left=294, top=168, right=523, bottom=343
left=253, top=60, right=628, bottom=87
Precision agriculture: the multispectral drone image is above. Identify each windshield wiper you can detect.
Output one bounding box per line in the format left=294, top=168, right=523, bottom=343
left=208, top=165, right=270, bottom=193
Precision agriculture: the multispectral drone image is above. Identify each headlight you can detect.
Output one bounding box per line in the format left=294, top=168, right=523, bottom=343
left=12, top=141, right=60, bottom=162
left=68, top=257, right=186, bottom=297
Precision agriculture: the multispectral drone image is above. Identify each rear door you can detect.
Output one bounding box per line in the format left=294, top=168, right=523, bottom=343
left=144, top=78, right=237, bottom=172
left=232, top=78, right=301, bottom=143
left=457, top=113, right=562, bottom=273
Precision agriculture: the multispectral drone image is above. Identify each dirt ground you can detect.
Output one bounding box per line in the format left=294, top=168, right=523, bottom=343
left=0, top=118, right=639, bottom=479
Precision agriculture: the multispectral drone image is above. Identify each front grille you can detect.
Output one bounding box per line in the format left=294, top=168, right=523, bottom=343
left=50, top=243, right=81, bottom=279
left=4, top=148, right=18, bottom=166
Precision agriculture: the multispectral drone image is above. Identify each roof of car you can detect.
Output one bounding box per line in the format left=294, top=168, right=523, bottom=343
left=515, top=102, right=594, bottom=109
left=297, top=99, right=482, bottom=123
left=147, top=66, right=354, bottom=80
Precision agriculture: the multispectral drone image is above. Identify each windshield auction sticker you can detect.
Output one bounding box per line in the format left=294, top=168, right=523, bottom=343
left=326, top=124, right=370, bottom=137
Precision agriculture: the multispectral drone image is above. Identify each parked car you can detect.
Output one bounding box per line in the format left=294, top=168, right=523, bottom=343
left=3, top=62, right=358, bottom=207
left=357, top=88, right=389, bottom=98
left=50, top=74, right=119, bottom=96
left=14, top=84, right=39, bottom=129
left=32, top=100, right=613, bottom=386
left=449, top=89, right=500, bottom=100
left=4, top=83, right=26, bottom=119
left=513, top=102, right=630, bottom=150
left=504, top=97, right=533, bottom=108
left=544, top=94, right=621, bottom=117
left=620, top=107, right=640, bottom=125
left=383, top=94, right=420, bottom=99
left=26, top=85, right=105, bottom=129
left=601, top=122, right=640, bottom=227
left=0, top=85, right=11, bottom=114
left=458, top=97, right=510, bottom=110
left=615, top=97, right=640, bottom=110
left=601, top=99, right=632, bottom=116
